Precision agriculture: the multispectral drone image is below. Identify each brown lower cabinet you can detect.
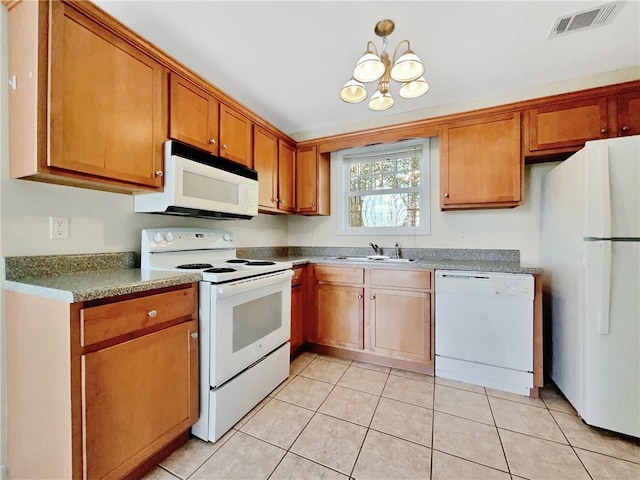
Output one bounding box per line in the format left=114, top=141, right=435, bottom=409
left=290, top=265, right=305, bottom=355
left=309, top=265, right=434, bottom=373
left=6, top=283, right=199, bottom=480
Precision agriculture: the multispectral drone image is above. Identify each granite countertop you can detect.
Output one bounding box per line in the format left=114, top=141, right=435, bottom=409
left=264, top=256, right=541, bottom=274
left=3, top=253, right=201, bottom=302
left=3, top=248, right=542, bottom=302
left=250, top=248, right=543, bottom=275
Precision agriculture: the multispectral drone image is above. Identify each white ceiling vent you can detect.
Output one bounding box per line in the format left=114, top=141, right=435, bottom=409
left=549, top=2, right=622, bottom=38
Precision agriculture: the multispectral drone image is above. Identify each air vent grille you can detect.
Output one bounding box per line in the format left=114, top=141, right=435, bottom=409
left=549, top=2, right=622, bottom=38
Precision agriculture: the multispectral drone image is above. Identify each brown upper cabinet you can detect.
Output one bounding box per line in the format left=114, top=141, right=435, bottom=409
left=524, top=97, right=609, bottom=154
left=169, top=73, right=253, bottom=167
left=169, top=74, right=219, bottom=153
left=295, top=145, right=331, bottom=216
left=253, top=125, right=280, bottom=211
left=617, top=91, right=640, bottom=137
left=523, top=90, right=640, bottom=158
left=277, top=140, right=296, bottom=213
left=219, top=104, right=253, bottom=167
left=7, top=0, right=166, bottom=193
left=440, top=112, right=522, bottom=210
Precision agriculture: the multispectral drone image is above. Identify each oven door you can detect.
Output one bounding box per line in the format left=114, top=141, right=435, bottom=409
left=209, top=270, right=292, bottom=387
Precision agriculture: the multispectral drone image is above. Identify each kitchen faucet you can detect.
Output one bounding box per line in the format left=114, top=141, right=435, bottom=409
left=369, top=242, right=381, bottom=255
left=395, top=242, right=401, bottom=259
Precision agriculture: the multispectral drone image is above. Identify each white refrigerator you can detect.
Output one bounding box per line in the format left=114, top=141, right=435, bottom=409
left=541, top=135, right=639, bottom=437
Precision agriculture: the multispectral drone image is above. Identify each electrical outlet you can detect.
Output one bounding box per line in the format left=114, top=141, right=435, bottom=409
left=50, top=217, right=69, bottom=240
left=459, top=231, right=467, bottom=241
left=250, top=231, right=257, bottom=241
left=311, top=230, right=317, bottom=240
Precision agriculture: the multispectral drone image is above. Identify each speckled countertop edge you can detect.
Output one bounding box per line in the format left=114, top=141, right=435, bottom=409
left=259, top=256, right=543, bottom=275
left=239, top=246, right=542, bottom=275
left=2, top=252, right=201, bottom=302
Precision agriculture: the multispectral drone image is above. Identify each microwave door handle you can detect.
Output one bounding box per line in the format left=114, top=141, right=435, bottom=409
left=217, top=270, right=293, bottom=298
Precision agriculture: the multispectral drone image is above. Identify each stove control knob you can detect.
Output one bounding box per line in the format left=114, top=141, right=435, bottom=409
left=165, top=232, right=174, bottom=242
left=153, top=233, right=163, bottom=243
left=223, top=233, right=233, bottom=242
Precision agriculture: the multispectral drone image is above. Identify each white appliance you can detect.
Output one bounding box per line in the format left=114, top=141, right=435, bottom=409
left=141, top=228, right=292, bottom=442
left=435, top=271, right=534, bottom=395
left=541, top=135, right=640, bottom=437
left=135, top=141, right=259, bottom=220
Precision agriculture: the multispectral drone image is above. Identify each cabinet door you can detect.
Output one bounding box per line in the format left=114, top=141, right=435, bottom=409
left=219, top=104, right=253, bottom=167
left=49, top=3, right=165, bottom=189
left=277, top=140, right=296, bottom=212
left=527, top=97, right=609, bottom=151
left=82, top=320, right=198, bottom=479
left=169, top=74, right=219, bottom=153
left=296, top=145, right=331, bottom=215
left=440, top=112, right=522, bottom=209
left=370, top=289, right=431, bottom=363
left=618, top=92, right=640, bottom=136
left=253, top=126, right=279, bottom=211
left=316, top=284, right=363, bottom=350
left=291, top=288, right=304, bottom=353
left=296, top=145, right=318, bottom=213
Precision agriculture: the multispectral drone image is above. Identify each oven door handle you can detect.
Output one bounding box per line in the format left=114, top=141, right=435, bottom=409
left=216, top=270, right=293, bottom=297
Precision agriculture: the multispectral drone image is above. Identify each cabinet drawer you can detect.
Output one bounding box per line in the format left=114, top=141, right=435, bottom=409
left=370, top=269, right=432, bottom=290
left=315, top=265, right=364, bottom=284
left=81, top=285, right=197, bottom=346
left=291, top=267, right=304, bottom=287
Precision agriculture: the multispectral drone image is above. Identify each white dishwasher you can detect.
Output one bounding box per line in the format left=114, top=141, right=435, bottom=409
left=435, top=270, right=534, bottom=396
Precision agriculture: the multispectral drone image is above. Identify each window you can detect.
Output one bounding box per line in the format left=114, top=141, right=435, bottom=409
left=338, top=139, right=430, bottom=235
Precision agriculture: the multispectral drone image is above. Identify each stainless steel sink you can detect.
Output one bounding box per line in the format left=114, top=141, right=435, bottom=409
left=328, top=256, right=416, bottom=263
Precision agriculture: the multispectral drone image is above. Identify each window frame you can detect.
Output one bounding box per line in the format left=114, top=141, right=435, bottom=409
left=337, top=138, right=431, bottom=236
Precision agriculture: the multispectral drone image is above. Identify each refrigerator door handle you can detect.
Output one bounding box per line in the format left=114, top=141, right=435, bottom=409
left=586, top=144, right=612, bottom=238
left=597, top=241, right=612, bottom=335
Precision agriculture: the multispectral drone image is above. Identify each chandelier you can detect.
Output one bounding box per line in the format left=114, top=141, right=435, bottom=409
left=339, top=19, right=429, bottom=111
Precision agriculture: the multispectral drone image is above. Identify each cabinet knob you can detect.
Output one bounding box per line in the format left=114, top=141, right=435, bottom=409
left=621, top=125, right=630, bottom=133
left=311, top=201, right=316, bottom=206
left=221, top=144, right=228, bottom=149
left=148, top=310, right=158, bottom=317
left=191, top=332, right=199, bottom=339
left=155, top=170, right=163, bottom=177
left=370, top=295, right=376, bottom=300
left=357, top=294, right=363, bottom=299
left=444, top=193, right=449, bottom=198
left=209, top=138, right=216, bottom=144
left=600, top=128, right=608, bottom=134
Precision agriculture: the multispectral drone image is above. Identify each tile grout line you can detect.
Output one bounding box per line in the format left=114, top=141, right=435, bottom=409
left=348, top=369, right=392, bottom=479
left=486, top=386, right=513, bottom=478
left=429, top=375, right=436, bottom=480
left=546, top=405, right=594, bottom=480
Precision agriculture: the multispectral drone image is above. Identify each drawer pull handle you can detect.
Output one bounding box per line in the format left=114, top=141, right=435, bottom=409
left=148, top=310, right=158, bottom=317
left=191, top=332, right=199, bottom=339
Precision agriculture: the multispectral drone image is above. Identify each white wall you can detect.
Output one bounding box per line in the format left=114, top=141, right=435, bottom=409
left=288, top=140, right=558, bottom=265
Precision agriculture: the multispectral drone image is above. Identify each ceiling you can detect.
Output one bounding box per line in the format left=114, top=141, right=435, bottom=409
left=94, top=1, right=640, bottom=139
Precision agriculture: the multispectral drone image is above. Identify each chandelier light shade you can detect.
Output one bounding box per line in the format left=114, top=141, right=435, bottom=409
left=340, top=19, right=429, bottom=111
left=399, top=77, right=430, bottom=99
left=340, top=79, right=367, bottom=103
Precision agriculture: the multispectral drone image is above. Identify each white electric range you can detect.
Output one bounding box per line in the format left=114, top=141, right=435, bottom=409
left=141, top=228, right=293, bottom=442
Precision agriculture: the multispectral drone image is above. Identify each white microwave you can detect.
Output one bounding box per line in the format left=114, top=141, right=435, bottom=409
left=135, top=141, right=258, bottom=219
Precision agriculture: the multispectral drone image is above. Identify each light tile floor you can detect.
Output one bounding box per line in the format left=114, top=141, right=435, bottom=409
left=145, top=352, right=640, bottom=480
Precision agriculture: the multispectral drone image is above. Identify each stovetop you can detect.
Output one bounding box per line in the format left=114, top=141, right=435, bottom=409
left=141, top=228, right=292, bottom=283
